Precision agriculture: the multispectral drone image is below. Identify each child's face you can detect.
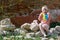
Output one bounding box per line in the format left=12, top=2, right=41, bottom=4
left=42, top=8, right=48, bottom=13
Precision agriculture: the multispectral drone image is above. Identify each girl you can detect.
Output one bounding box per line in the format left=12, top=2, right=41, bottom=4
left=38, top=5, right=51, bottom=37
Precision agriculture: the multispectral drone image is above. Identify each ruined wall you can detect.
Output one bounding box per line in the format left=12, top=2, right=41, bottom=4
left=10, top=9, right=60, bottom=27
left=50, top=9, right=60, bottom=22
left=1, top=0, right=60, bottom=27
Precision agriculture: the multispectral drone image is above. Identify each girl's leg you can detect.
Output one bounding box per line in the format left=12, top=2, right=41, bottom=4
left=39, top=23, right=47, bottom=37
left=42, top=24, right=49, bottom=32
left=42, top=24, right=50, bottom=35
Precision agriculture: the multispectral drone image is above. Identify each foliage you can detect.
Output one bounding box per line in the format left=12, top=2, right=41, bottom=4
left=50, top=22, right=60, bottom=28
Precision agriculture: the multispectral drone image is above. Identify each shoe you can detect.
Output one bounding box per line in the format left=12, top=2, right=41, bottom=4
left=44, top=35, right=47, bottom=38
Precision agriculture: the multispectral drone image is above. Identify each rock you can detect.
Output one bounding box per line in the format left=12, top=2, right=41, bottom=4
left=0, top=18, right=16, bottom=31
left=3, top=37, right=10, bottom=40
left=10, top=36, right=23, bottom=40
left=31, top=37, right=36, bottom=40
left=2, top=31, right=7, bottom=35
left=0, top=31, right=3, bottom=35
left=2, top=31, right=10, bottom=36
left=24, top=33, right=32, bottom=39
left=0, top=30, right=10, bottom=36
left=10, top=36, right=15, bottom=40
left=20, top=29, right=27, bottom=35
left=50, top=28, right=59, bottom=37
left=55, top=26, right=60, bottom=33
left=14, top=28, right=28, bottom=35
left=30, top=20, right=39, bottom=32
left=57, top=36, right=60, bottom=40
left=35, top=31, right=43, bottom=37
left=14, top=28, right=21, bottom=35
left=10, top=36, right=15, bottom=38
left=55, top=26, right=60, bottom=35
left=0, top=18, right=11, bottom=25
left=16, top=35, right=23, bottom=38
left=21, top=23, right=30, bottom=30
left=49, top=28, right=55, bottom=34
left=26, top=32, right=35, bottom=37
left=41, top=38, right=48, bottom=40
left=49, top=38, right=54, bottom=40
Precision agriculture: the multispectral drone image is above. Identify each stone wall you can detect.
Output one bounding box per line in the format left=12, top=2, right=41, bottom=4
left=49, top=9, right=60, bottom=22
left=10, top=9, right=60, bottom=27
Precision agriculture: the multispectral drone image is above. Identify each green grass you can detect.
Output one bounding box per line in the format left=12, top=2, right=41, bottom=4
left=0, top=34, right=58, bottom=40
left=0, top=35, right=3, bottom=40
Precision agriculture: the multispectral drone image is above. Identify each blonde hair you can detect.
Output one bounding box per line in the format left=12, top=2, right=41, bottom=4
left=42, top=5, right=48, bottom=11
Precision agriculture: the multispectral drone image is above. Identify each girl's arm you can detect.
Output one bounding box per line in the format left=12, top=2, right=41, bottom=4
left=38, top=13, right=43, bottom=22
left=47, top=13, right=51, bottom=24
